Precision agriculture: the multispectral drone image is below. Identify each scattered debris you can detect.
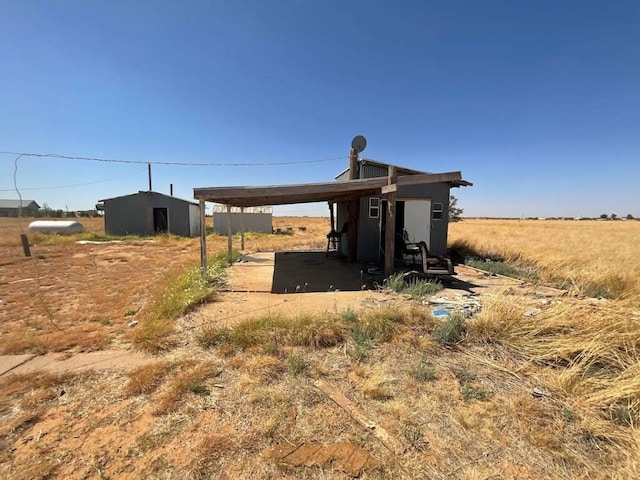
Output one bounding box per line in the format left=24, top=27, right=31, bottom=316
left=426, top=297, right=482, bottom=318
left=532, top=387, right=546, bottom=398
left=127, top=320, right=139, bottom=328
left=313, top=379, right=405, bottom=455
left=263, top=440, right=379, bottom=476
left=523, top=308, right=541, bottom=317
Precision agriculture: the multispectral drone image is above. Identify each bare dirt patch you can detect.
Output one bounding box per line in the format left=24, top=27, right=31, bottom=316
left=1, top=216, right=638, bottom=479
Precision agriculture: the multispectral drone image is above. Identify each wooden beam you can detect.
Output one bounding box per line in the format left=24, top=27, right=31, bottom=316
left=199, top=199, right=207, bottom=277
left=193, top=171, right=465, bottom=207
left=328, top=202, right=335, bottom=232
left=384, top=166, right=397, bottom=277
left=347, top=148, right=359, bottom=262
left=396, top=171, right=462, bottom=187
left=381, top=184, right=397, bottom=194
left=226, top=204, right=233, bottom=265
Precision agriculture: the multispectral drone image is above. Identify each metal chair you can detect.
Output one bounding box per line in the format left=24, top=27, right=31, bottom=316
left=326, top=222, right=347, bottom=256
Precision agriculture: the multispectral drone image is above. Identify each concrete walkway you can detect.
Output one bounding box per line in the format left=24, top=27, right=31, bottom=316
left=0, top=350, right=155, bottom=377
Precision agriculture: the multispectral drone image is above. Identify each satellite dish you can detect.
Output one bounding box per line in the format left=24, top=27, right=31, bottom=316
left=351, top=135, right=367, bottom=153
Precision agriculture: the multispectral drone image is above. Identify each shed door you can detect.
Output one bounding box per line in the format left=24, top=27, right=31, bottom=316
left=153, top=207, right=168, bottom=233
left=403, top=200, right=431, bottom=249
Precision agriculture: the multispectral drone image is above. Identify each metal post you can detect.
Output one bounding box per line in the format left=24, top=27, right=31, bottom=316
left=148, top=163, right=152, bottom=191
left=199, top=199, right=207, bottom=276
left=20, top=234, right=31, bottom=257
left=240, top=206, right=245, bottom=251
left=227, top=203, right=233, bottom=265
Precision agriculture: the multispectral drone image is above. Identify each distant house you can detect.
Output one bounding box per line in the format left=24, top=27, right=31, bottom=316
left=212, top=205, right=272, bottom=234
left=0, top=199, right=40, bottom=217
left=97, top=191, right=201, bottom=237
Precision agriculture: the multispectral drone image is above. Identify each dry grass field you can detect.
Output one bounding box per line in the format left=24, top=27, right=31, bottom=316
left=1, top=216, right=639, bottom=479
left=449, top=219, right=640, bottom=303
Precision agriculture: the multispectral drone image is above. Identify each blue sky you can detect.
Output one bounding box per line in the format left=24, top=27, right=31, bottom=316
left=0, top=1, right=638, bottom=217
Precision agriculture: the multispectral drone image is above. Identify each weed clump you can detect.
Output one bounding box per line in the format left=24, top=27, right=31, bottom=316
left=124, top=361, right=174, bottom=397
left=409, top=358, right=437, bottom=383
left=386, top=273, right=443, bottom=299
left=287, top=353, right=309, bottom=376
left=433, top=314, right=466, bottom=346
left=133, top=254, right=230, bottom=353
left=198, top=313, right=346, bottom=352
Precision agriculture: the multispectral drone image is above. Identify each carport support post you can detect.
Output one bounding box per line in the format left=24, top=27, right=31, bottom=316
left=384, top=166, right=398, bottom=277
left=347, top=148, right=359, bottom=262
left=240, top=207, right=245, bottom=251
left=227, top=204, right=233, bottom=265
left=199, top=199, right=207, bottom=277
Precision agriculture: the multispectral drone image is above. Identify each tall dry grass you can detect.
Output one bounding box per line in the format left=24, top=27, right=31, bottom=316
left=449, top=219, right=640, bottom=302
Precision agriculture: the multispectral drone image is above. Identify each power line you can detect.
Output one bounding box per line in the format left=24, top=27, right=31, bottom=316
left=0, top=170, right=145, bottom=192
left=0, top=150, right=347, bottom=167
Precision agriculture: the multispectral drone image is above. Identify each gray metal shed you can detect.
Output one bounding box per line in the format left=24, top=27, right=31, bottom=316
left=98, top=191, right=201, bottom=237
left=0, top=199, right=40, bottom=217
left=335, top=159, right=470, bottom=261
left=212, top=205, right=272, bottom=234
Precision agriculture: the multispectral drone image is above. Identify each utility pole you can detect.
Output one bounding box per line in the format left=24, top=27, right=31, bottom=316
left=148, top=163, right=152, bottom=191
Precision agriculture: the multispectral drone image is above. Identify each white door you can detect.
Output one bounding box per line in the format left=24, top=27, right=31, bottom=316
left=403, top=200, right=431, bottom=248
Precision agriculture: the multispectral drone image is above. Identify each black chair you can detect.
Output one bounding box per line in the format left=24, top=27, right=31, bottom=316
left=326, top=222, right=348, bottom=256
left=395, top=234, right=421, bottom=264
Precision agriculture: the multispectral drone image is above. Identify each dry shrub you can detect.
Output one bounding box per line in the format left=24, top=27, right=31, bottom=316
left=508, top=395, right=564, bottom=451
left=187, top=433, right=236, bottom=478
left=198, top=312, right=347, bottom=352
left=43, top=325, right=110, bottom=352
left=227, top=354, right=285, bottom=382
left=358, top=366, right=395, bottom=400
left=0, top=333, right=47, bottom=355
left=469, top=294, right=640, bottom=426
left=130, top=317, right=174, bottom=354
left=0, top=372, right=72, bottom=412
left=124, top=361, right=174, bottom=397
left=154, top=362, right=220, bottom=415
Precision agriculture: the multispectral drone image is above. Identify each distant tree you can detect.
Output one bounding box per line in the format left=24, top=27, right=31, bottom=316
left=626, top=214, right=634, bottom=220
left=611, top=213, right=618, bottom=220
left=600, top=214, right=608, bottom=220
left=449, top=195, right=463, bottom=222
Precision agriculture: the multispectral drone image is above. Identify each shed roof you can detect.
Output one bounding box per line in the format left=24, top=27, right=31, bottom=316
left=0, top=199, right=40, bottom=209
left=98, top=190, right=198, bottom=205
left=333, top=158, right=472, bottom=188
left=194, top=171, right=468, bottom=207
left=334, top=158, right=428, bottom=179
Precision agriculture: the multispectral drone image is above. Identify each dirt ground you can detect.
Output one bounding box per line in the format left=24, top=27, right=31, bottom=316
left=1, top=217, right=637, bottom=479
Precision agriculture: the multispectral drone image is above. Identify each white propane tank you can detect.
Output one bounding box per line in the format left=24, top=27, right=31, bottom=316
left=28, top=220, right=85, bottom=235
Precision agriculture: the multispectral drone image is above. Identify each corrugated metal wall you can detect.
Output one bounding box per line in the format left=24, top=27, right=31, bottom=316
left=212, top=212, right=272, bottom=234
left=104, top=192, right=194, bottom=236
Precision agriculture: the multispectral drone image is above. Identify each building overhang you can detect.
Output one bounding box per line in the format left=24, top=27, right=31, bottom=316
left=193, top=172, right=470, bottom=207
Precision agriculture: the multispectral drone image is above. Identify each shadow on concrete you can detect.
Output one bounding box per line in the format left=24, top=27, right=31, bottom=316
left=271, top=251, right=367, bottom=293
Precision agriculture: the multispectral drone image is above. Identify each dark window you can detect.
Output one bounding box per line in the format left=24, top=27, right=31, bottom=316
left=432, top=203, right=443, bottom=220
left=369, top=198, right=380, bottom=218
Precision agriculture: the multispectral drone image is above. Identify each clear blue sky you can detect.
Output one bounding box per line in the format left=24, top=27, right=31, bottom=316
left=1, top=1, right=638, bottom=217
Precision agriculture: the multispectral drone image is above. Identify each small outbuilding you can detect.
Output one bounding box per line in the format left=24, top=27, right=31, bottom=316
left=334, top=159, right=470, bottom=262
left=97, top=191, right=201, bottom=237
left=211, top=205, right=272, bottom=234
left=0, top=199, right=40, bottom=217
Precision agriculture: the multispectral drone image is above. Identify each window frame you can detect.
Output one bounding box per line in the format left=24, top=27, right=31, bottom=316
left=369, top=197, right=380, bottom=219
left=432, top=202, right=444, bottom=220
